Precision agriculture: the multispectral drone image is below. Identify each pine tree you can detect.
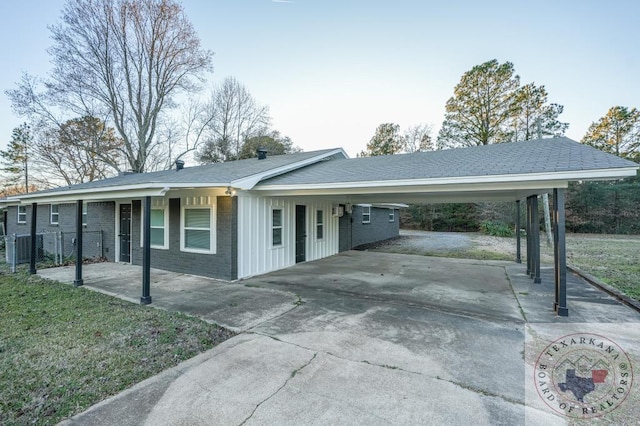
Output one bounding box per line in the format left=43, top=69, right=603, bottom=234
left=1, top=123, right=31, bottom=193
left=360, top=123, right=405, bottom=156
left=582, top=106, right=640, bottom=161
left=437, top=60, right=520, bottom=148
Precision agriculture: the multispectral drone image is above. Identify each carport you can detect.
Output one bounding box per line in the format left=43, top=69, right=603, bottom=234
left=254, top=137, right=639, bottom=317
left=13, top=137, right=639, bottom=317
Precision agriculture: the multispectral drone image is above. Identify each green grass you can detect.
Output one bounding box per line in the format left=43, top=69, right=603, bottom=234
left=563, top=235, right=640, bottom=301
left=0, top=271, right=235, bottom=425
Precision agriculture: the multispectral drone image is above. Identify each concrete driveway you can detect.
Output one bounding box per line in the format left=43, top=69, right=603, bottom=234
left=40, top=251, right=640, bottom=425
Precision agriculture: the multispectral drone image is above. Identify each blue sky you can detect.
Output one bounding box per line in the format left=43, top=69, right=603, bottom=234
left=1, top=0, right=638, bottom=157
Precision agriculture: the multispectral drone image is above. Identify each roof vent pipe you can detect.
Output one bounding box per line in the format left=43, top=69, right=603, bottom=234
left=175, top=159, right=185, bottom=170
left=257, top=148, right=267, bottom=160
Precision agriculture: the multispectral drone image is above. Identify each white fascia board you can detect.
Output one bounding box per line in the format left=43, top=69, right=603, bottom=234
left=255, top=167, right=638, bottom=192
left=255, top=180, right=569, bottom=198
left=16, top=188, right=169, bottom=204
left=12, top=182, right=232, bottom=204
left=231, top=148, right=348, bottom=190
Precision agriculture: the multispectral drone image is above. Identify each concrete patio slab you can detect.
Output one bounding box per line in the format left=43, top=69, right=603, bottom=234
left=39, top=263, right=299, bottom=331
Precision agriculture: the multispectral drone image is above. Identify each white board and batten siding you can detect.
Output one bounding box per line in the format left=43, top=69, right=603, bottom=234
left=237, top=195, right=339, bottom=279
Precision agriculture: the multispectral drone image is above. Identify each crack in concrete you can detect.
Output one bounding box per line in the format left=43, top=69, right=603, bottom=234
left=256, top=282, right=522, bottom=325
left=243, top=301, right=302, bottom=333
left=249, top=330, right=433, bottom=377
left=438, top=377, right=525, bottom=407
left=238, top=352, right=318, bottom=425
left=247, top=331, right=525, bottom=408
left=504, top=266, right=529, bottom=322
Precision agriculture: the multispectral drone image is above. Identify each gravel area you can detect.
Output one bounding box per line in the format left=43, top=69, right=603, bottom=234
left=397, top=230, right=473, bottom=252
left=365, top=230, right=518, bottom=261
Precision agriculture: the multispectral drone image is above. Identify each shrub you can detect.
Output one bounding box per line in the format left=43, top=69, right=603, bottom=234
left=479, top=221, right=514, bottom=237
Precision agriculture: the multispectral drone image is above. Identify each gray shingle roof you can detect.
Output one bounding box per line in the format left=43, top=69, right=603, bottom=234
left=258, top=137, right=638, bottom=186
left=28, top=149, right=341, bottom=195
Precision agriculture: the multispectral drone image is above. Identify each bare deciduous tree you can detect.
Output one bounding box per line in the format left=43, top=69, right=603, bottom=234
left=198, top=77, right=270, bottom=163
left=404, top=124, right=433, bottom=153
left=149, top=99, right=215, bottom=170
left=7, top=0, right=213, bottom=173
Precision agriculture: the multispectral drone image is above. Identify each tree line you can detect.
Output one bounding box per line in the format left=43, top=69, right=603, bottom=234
left=361, top=59, right=639, bottom=234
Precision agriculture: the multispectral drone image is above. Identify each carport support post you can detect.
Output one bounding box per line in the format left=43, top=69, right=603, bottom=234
left=531, top=196, right=541, bottom=284
left=553, top=191, right=559, bottom=310
left=141, top=196, right=152, bottom=305
left=554, top=188, right=568, bottom=316
left=29, top=203, right=37, bottom=275
left=526, top=197, right=532, bottom=276
left=515, top=200, right=521, bottom=263
left=74, top=200, right=84, bottom=286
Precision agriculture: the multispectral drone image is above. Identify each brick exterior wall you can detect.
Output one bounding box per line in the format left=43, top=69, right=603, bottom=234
left=338, top=205, right=399, bottom=251
left=6, top=198, right=393, bottom=277
left=5, top=202, right=116, bottom=261
left=130, top=196, right=238, bottom=280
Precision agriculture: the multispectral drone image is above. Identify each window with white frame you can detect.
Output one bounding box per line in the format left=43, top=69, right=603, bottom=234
left=316, top=210, right=324, bottom=240
left=362, top=206, right=371, bottom=224
left=17, top=205, right=27, bottom=224
left=389, top=209, right=395, bottom=222
left=82, top=203, right=88, bottom=226
left=272, top=208, right=283, bottom=247
left=182, top=206, right=214, bottom=253
left=141, top=199, right=169, bottom=249
left=150, top=209, right=166, bottom=247
left=50, top=204, right=59, bottom=225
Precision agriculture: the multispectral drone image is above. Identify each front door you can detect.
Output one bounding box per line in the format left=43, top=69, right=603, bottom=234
left=295, top=205, right=306, bottom=263
left=119, top=204, right=132, bottom=262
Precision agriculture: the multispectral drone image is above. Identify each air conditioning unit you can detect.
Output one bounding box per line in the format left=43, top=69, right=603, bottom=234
left=331, top=205, right=344, bottom=217
left=5, top=234, right=44, bottom=264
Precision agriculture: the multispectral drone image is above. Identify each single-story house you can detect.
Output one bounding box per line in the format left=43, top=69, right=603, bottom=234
left=2, top=137, right=638, bottom=316
left=2, top=148, right=401, bottom=280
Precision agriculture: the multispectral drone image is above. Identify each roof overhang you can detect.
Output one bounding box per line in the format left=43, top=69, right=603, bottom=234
left=1, top=148, right=350, bottom=205
left=3, top=182, right=231, bottom=205
left=252, top=167, right=638, bottom=204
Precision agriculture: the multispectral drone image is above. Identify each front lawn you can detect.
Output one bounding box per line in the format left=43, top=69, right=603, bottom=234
left=0, top=271, right=235, bottom=425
